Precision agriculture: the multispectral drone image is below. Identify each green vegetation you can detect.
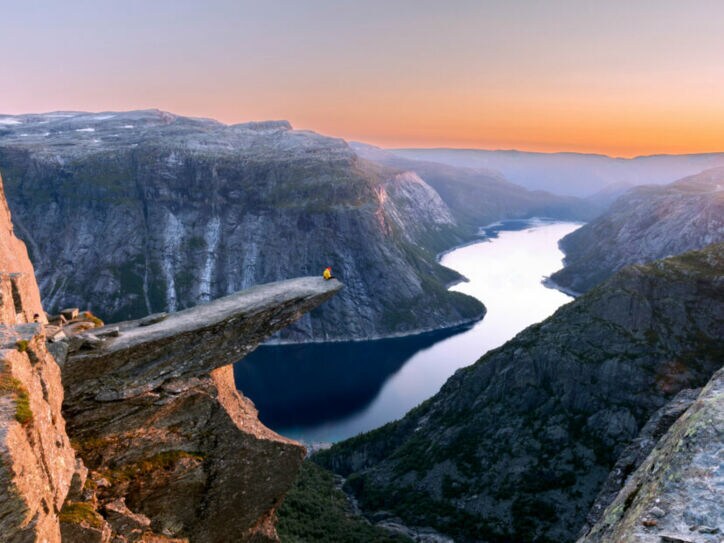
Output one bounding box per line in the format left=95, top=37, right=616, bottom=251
left=59, top=501, right=105, bottom=528
left=107, top=450, right=205, bottom=485
left=15, top=340, right=28, bottom=353
left=277, top=461, right=411, bottom=543
left=0, top=373, right=33, bottom=425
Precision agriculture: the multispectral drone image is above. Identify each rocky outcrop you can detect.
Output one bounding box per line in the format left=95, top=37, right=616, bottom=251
left=577, top=388, right=701, bottom=536
left=315, top=244, right=724, bottom=543
left=0, top=172, right=76, bottom=543
left=579, top=367, right=724, bottom=543
left=60, top=276, right=342, bottom=542
left=0, top=110, right=486, bottom=341
left=551, top=168, right=724, bottom=293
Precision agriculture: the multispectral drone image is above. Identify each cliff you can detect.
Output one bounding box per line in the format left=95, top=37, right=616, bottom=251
left=0, top=171, right=76, bottom=542
left=59, top=276, right=342, bottom=542
left=315, top=244, right=724, bottom=543
left=0, top=167, right=344, bottom=541
left=579, top=367, right=723, bottom=543
left=0, top=110, right=485, bottom=341
left=550, top=168, right=724, bottom=293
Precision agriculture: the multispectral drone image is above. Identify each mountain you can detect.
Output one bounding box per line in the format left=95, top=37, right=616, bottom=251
left=314, top=244, right=724, bottom=543
left=0, top=110, right=487, bottom=341
left=550, top=168, right=724, bottom=293
left=391, top=148, right=724, bottom=197
left=579, top=367, right=723, bottom=543
left=351, top=142, right=597, bottom=229
left=0, top=165, right=348, bottom=541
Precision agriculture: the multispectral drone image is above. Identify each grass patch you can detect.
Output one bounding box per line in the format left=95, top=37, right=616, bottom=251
left=277, top=461, right=411, bottom=543
left=0, top=373, right=33, bottom=425
left=107, top=450, right=205, bottom=485
left=59, top=501, right=105, bottom=528
left=15, top=340, right=28, bottom=353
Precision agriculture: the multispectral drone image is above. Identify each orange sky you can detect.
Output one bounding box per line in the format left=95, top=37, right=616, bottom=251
left=2, top=1, right=723, bottom=157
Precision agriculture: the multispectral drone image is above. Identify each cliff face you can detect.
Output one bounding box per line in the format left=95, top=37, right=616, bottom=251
left=0, top=166, right=345, bottom=541
left=0, top=172, right=76, bottom=543
left=579, top=367, right=724, bottom=543
left=551, top=168, right=724, bottom=293
left=315, top=244, right=724, bottom=543
left=0, top=110, right=484, bottom=341
left=59, top=277, right=342, bottom=542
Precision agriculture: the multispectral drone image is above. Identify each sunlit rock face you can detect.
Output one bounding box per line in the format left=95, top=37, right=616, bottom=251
left=0, top=110, right=485, bottom=342
left=316, top=244, right=724, bottom=543
left=0, top=172, right=75, bottom=543
left=551, top=167, right=724, bottom=293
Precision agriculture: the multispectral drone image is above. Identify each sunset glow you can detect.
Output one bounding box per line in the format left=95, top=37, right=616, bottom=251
left=2, top=0, right=723, bottom=157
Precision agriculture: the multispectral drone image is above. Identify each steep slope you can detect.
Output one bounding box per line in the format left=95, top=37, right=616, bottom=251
left=551, top=168, right=724, bottom=293
left=392, top=148, right=724, bottom=197
left=0, top=110, right=483, bottom=341
left=579, top=367, right=723, bottom=543
left=352, top=142, right=597, bottom=229
left=0, top=172, right=77, bottom=543
left=315, top=244, right=724, bottom=543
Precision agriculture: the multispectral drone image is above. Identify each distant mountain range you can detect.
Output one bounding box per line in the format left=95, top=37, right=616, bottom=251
left=0, top=110, right=590, bottom=341
left=391, top=148, right=724, bottom=197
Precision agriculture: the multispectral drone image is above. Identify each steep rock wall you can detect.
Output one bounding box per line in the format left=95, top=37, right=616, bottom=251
left=0, top=172, right=75, bottom=543
left=551, top=168, right=724, bottom=293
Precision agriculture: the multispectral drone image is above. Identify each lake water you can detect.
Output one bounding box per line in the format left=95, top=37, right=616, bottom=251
left=234, top=219, right=581, bottom=444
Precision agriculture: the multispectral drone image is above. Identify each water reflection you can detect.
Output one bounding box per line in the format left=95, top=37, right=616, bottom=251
left=235, top=219, right=581, bottom=443
left=234, top=324, right=471, bottom=429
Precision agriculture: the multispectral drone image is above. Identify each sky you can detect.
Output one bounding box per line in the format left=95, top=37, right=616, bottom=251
left=1, top=0, right=723, bottom=157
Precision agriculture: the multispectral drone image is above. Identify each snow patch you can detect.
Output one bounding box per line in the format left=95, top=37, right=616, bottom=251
left=0, top=118, right=21, bottom=125
left=162, top=212, right=184, bottom=312
left=93, top=114, right=115, bottom=120
left=123, top=125, right=134, bottom=129
left=76, top=127, right=95, bottom=132
left=199, top=217, right=222, bottom=302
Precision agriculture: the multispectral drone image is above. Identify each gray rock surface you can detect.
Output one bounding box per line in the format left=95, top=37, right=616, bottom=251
left=0, top=110, right=490, bottom=341
left=578, top=367, right=724, bottom=543
left=551, top=168, right=724, bottom=293
left=577, top=388, right=701, bottom=536
left=315, top=244, right=724, bottom=543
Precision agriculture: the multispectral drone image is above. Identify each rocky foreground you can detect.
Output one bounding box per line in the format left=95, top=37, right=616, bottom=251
left=551, top=167, right=724, bottom=293
left=315, top=244, right=724, bottom=543
left=0, top=171, right=343, bottom=542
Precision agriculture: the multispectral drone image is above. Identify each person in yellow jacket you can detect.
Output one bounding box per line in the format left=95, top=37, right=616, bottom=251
left=323, top=267, right=334, bottom=280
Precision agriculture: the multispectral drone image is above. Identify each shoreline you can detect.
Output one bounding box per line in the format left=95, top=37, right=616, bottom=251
left=263, top=313, right=483, bottom=346
left=541, top=276, right=581, bottom=298
left=267, top=217, right=581, bottom=346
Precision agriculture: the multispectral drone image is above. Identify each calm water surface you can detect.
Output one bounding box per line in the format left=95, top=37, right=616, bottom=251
left=234, top=219, right=581, bottom=443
